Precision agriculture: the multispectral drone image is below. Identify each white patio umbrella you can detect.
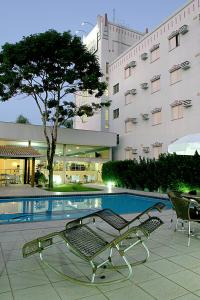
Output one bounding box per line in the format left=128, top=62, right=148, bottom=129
left=168, top=134, right=200, bottom=155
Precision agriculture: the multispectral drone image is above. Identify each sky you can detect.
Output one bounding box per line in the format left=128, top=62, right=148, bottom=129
left=0, top=0, right=188, bottom=124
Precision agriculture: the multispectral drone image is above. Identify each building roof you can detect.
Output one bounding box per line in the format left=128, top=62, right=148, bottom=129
left=0, top=146, right=42, bottom=158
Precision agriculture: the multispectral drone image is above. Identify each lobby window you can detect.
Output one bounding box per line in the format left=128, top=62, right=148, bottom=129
left=170, top=68, right=181, bottom=84
left=152, top=111, right=161, bottom=125
left=169, top=33, right=180, bottom=51
left=113, top=108, right=119, bottom=119
left=151, top=78, right=160, bottom=93
left=113, top=83, right=119, bottom=94
left=171, top=103, right=183, bottom=120
left=150, top=45, right=160, bottom=62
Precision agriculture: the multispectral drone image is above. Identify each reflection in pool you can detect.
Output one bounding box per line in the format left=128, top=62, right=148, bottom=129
left=0, top=193, right=171, bottom=224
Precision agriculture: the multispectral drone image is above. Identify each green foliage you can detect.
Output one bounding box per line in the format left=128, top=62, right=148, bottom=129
left=15, top=114, right=30, bottom=124
left=102, top=153, right=200, bottom=192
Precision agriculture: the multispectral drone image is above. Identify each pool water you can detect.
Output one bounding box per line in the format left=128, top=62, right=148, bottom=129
left=0, top=193, right=171, bottom=224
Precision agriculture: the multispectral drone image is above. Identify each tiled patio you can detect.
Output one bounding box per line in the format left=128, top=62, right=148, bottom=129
left=1, top=206, right=200, bottom=300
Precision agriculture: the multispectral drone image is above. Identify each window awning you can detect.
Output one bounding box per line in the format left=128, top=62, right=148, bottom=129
left=0, top=146, right=43, bottom=158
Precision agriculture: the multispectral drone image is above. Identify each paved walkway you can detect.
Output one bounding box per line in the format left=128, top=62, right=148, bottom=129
left=0, top=184, right=168, bottom=199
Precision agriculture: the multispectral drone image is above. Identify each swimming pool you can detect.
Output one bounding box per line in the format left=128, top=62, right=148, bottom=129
left=0, top=193, right=171, bottom=224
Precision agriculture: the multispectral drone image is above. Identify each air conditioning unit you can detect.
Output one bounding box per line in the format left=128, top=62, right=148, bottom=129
left=179, top=24, right=189, bottom=35
left=143, top=147, right=150, bottom=153
left=141, top=82, right=148, bottom=89
left=141, top=113, right=149, bottom=120
left=141, top=52, right=148, bottom=60
left=132, top=118, right=138, bottom=124
left=183, top=100, right=192, bottom=107
left=130, top=89, right=137, bottom=95
left=181, top=61, right=191, bottom=70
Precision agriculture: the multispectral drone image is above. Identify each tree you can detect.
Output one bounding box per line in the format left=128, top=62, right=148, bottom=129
left=16, top=114, right=30, bottom=124
left=0, top=30, right=109, bottom=188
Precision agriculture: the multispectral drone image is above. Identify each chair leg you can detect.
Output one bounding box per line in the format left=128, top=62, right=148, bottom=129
left=188, top=221, right=191, bottom=247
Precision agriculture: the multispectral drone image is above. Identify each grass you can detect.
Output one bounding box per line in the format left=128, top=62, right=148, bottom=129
left=49, top=183, right=102, bottom=192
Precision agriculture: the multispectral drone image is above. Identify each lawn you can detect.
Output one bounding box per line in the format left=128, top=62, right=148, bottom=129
left=49, top=183, right=102, bottom=192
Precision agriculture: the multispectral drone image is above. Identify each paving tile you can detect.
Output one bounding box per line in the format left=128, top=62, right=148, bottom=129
left=151, top=246, right=179, bottom=258
left=130, top=264, right=161, bottom=283
left=105, top=284, right=155, bottom=300
left=174, top=293, right=200, bottom=300
left=138, top=277, right=188, bottom=300
left=168, top=254, right=200, bottom=269
left=80, top=295, right=107, bottom=300
left=13, top=283, right=61, bottom=300
left=9, top=269, right=49, bottom=290
left=0, top=292, right=14, bottom=300
left=0, top=275, right=11, bottom=294
left=53, top=280, right=101, bottom=300
left=167, top=270, right=200, bottom=292
left=145, top=258, right=185, bottom=276
left=6, top=257, right=42, bottom=275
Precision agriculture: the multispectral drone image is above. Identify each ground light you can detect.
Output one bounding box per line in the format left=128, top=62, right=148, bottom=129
left=107, top=181, right=115, bottom=193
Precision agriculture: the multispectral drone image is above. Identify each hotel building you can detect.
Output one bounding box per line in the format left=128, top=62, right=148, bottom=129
left=75, top=0, right=200, bottom=161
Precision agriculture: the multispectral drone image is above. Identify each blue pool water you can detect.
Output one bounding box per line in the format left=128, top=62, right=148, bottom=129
left=0, top=193, right=171, bottom=224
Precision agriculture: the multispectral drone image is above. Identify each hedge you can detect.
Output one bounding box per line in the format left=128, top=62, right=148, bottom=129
left=102, top=152, right=200, bottom=192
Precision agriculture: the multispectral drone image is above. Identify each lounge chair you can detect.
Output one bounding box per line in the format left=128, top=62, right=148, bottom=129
left=22, top=216, right=163, bottom=285
left=66, top=201, right=165, bottom=233
left=168, top=191, right=200, bottom=246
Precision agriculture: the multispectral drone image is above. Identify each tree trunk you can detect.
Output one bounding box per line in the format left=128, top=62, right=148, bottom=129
left=48, top=166, right=54, bottom=190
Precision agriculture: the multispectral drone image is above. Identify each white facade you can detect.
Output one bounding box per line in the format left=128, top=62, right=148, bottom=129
left=74, top=14, right=144, bottom=131
left=109, top=0, right=200, bottom=160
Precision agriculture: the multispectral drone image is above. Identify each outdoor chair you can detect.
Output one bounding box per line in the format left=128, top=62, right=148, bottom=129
left=168, top=191, right=200, bottom=246
left=66, top=201, right=165, bottom=234
left=22, top=216, right=163, bottom=285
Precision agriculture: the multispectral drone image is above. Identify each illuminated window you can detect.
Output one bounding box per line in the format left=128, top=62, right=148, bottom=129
left=151, top=47, right=160, bottom=62
left=170, top=68, right=181, bottom=84
left=105, top=109, right=109, bottom=128
left=151, top=78, right=160, bottom=93
left=113, top=83, right=119, bottom=94
left=171, top=104, right=183, bottom=120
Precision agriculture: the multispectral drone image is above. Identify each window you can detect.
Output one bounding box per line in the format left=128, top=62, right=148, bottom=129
left=125, top=120, right=133, bottom=133
left=125, top=93, right=132, bottom=105
left=124, top=61, right=136, bottom=78
left=151, top=79, right=160, bottom=93
left=153, top=145, right=162, bottom=159
left=113, top=83, right=119, bottom=94
left=113, top=108, right=119, bottom=119
left=152, top=111, right=161, bottom=125
left=171, top=104, right=183, bottom=120
left=125, top=67, right=132, bottom=78
left=169, top=33, right=180, bottom=51
left=151, top=47, right=160, bottom=62
left=125, top=148, right=133, bottom=160
left=170, top=68, right=181, bottom=84
left=106, top=62, right=109, bottom=74
left=105, top=109, right=109, bottom=128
